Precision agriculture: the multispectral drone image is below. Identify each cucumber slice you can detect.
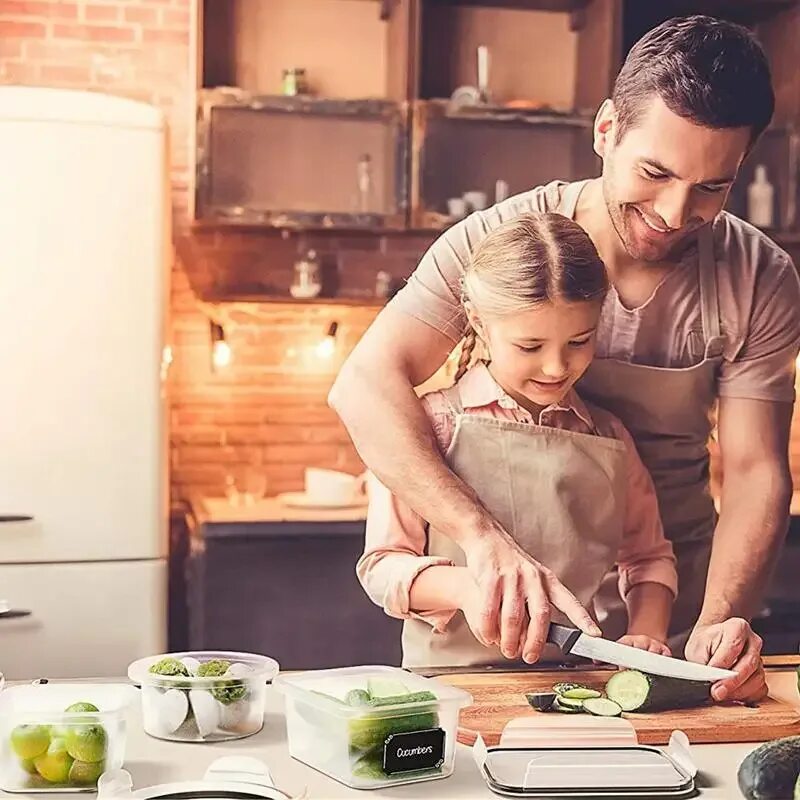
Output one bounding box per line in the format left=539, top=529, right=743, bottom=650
left=367, top=677, right=409, bottom=700
left=553, top=698, right=584, bottom=714
left=557, top=685, right=602, bottom=700
left=526, top=692, right=557, bottom=711
left=583, top=698, right=623, bottom=717
left=556, top=696, right=585, bottom=709
left=553, top=682, right=583, bottom=695
left=605, top=670, right=711, bottom=713
left=345, top=689, right=371, bottom=707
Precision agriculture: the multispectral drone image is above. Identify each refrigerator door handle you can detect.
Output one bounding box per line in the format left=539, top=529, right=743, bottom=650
left=0, top=600, right=32, bottom=619
left=0, top=515, right=34, bottom=523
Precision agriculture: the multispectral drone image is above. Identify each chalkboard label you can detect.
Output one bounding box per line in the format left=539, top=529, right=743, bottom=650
left=382, top=728, right=445, bottom=775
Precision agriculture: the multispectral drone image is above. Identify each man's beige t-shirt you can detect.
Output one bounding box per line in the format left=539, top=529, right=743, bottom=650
left=390, top=180, right=800, bottom=402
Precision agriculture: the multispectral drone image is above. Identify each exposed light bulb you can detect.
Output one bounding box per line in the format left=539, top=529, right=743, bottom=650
left=315, top=321, right=338, bottom=360
left=210, top=321, right=232, bottom=370
left=212, top=339, right=232, bottom=369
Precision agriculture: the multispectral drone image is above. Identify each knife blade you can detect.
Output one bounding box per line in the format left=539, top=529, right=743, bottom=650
left=547, top=622, right=737, bottom=682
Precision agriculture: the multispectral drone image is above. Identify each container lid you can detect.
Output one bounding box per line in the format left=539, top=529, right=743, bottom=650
left=128, top=651, right=279, bottom=690
left=98, top=757, right=300, bottom=800
left=474, top=732, right=696, bottom=798
left=274, top=664, right=471, bottom=717
left=0, top=87, right=164, bottom=130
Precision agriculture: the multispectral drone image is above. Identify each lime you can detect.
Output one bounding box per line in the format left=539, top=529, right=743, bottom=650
left=19, top=758, right=38, bottom=775
left=64, top=724, right=107, bottom=763
left=65, top=702, right=99, bottom=714
left=10, top=725, right=50, bottom=760
left=34, top=738, right=73, bottom=784
left=69, top=759, right=105, bottom=785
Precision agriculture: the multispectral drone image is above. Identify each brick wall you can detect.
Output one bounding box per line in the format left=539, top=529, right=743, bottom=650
left=2, top=0, right=800, bottom=507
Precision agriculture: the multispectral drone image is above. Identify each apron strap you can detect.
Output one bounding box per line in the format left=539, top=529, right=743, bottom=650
left=440, top=384, right=465, bottom=416
left=558, top=179, right=591, bottom=220
left=698, top=225, right=722, bottom=347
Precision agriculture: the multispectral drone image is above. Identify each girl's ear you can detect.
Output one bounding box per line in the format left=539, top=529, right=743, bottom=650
left=464, top=301, right=487, bottom=340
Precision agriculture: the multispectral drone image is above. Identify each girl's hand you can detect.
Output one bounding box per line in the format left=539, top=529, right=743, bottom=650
left=618, top=634, right=671, bottom=656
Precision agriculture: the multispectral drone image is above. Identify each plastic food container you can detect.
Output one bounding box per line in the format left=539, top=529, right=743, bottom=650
left=128, top=651, right=279, bottom=743
left=274, top=665, right=472, bottom=790
left=0, top=682, right=135, bottom=793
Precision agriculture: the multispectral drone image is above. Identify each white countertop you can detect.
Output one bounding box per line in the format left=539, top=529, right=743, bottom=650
left=3, top=670, right=798, bottom=799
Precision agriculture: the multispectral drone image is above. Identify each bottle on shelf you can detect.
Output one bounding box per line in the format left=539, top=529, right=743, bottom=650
left=747, top=164, right=775, bottom=229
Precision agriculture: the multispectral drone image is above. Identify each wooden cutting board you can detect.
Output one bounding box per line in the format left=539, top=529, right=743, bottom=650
left=435, top=668, right=800, bottom=746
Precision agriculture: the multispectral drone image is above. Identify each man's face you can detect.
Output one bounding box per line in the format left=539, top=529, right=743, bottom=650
left=595, top=94, right=751, bottom=262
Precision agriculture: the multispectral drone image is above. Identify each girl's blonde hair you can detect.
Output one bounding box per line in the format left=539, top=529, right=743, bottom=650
left=456, top=212, right=608, bottom=381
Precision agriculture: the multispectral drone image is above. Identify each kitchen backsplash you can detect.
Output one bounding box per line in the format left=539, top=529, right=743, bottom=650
left=3, top=0, right=800, bottom=505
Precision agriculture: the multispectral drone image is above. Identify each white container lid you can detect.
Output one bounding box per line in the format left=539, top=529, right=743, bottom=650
left=0, top=87, right=164, bottom=130
left=274, top=664, right=471, bottom=717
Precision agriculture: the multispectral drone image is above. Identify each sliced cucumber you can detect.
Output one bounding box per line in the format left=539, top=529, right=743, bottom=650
left=556, top=696, right=585, bottom=709
left=553, top=682, right=583, bottom=695
left=605, top=670, right=711, bottom=713
left=553, top=698, right=584, bottom=714
left=345, top=689, right=371, bottom=707
left=583, top=698, right=622, bottom=717
left=556, top=684, right=602, bottom=700
left=367, top=677, right=409, bottom=700
left=526, top=692, right=557, bottom=711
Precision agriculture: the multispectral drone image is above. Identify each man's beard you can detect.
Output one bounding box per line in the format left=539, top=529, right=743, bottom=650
left=601, top=169, right=699, bottom=264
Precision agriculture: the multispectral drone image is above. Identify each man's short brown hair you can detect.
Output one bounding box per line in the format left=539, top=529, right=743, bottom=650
left=612, top=15, right=774, bottom=146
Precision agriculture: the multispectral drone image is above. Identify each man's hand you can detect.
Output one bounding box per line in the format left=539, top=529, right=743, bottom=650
left=685, top=618, right=767, bottom=703
left=618, top=634, right=671, bottom=656
left=463, top=526, right=601, bottom=663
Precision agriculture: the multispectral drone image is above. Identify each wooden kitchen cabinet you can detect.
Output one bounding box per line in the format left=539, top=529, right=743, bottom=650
left=186, top=518, right=402, bottom=670
left=195, top=93, right=408, bottom=230
left=410, top=101, right=599, bottom=229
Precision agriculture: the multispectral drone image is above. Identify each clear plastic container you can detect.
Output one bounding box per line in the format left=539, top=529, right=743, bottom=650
left=0, top=682, right=135, bottom=793
left=128, top=651, right=279, bottom=743
left=274, top=665, right=472, bottom=790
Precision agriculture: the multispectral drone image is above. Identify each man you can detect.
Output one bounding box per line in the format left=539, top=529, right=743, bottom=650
left=330, top=16, right=800, bottom=701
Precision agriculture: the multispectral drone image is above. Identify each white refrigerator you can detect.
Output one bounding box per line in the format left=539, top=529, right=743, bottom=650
left=0, top=87, right=168, bottom=679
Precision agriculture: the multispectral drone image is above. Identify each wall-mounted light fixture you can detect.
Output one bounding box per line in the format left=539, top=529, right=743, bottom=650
left=210, top=321, right=232, bottom=370
left=315, top=321, right=338, bottom=360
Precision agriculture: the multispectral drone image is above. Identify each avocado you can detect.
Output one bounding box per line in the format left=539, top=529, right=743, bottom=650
left=738, top=735, right=800, bottom=800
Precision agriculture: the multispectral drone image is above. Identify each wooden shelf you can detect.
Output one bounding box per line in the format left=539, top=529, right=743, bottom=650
left=423, top=99, right=595, bottom=126
left=203, top=293, right=386, bottom=308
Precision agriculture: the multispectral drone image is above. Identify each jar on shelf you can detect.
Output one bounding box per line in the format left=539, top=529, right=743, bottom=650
left=290, top=249, right=322, bottom=299
left=282, top=68, right=308, bottom=96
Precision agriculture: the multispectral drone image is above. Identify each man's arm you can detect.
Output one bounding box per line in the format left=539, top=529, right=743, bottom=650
left=685, top=396, right=793, bottom=701
left=329, top=307, right=601, bottom=656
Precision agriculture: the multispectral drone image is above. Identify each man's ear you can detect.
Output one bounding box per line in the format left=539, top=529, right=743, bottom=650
left=593, top=98, right=616, bottom=159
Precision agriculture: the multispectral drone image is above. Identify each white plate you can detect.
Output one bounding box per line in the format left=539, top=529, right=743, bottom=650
left=277, top=491, right=368, bottom=510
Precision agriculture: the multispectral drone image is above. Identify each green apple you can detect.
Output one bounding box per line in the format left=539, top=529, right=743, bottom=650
left=9, top=725, right=50, bottom=760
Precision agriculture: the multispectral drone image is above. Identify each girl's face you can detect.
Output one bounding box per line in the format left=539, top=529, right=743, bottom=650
left=469, top=299, right=602, bottom=410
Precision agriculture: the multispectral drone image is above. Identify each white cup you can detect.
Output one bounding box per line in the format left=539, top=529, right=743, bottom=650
left=304, top=468, right=367, bottom=505
left=463, top=190, right=488, bottom=212
left=447, top=197, right=468, bottom=219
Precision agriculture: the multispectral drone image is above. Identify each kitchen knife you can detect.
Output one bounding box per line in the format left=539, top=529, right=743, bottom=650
left=547, top=622, right=737, bottom=682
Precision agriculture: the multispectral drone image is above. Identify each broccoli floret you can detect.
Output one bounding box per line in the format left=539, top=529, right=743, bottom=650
left=196, top=659, right=231, bottom=678
left=196, top=660, right=246, bottom=705
left=148, top=657, right=190, bottom=677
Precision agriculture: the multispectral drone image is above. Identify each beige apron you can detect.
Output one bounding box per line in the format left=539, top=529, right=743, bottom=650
left=402, top=384, right=628, bottom=668
left=560, top=180, right=725, bottom=650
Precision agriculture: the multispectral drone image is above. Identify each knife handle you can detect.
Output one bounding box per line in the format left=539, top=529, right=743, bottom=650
left=547, top=622, right=583, bottom=653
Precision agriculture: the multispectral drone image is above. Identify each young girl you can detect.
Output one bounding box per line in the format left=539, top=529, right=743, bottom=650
left=357, top=212, right=678, bottom=669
